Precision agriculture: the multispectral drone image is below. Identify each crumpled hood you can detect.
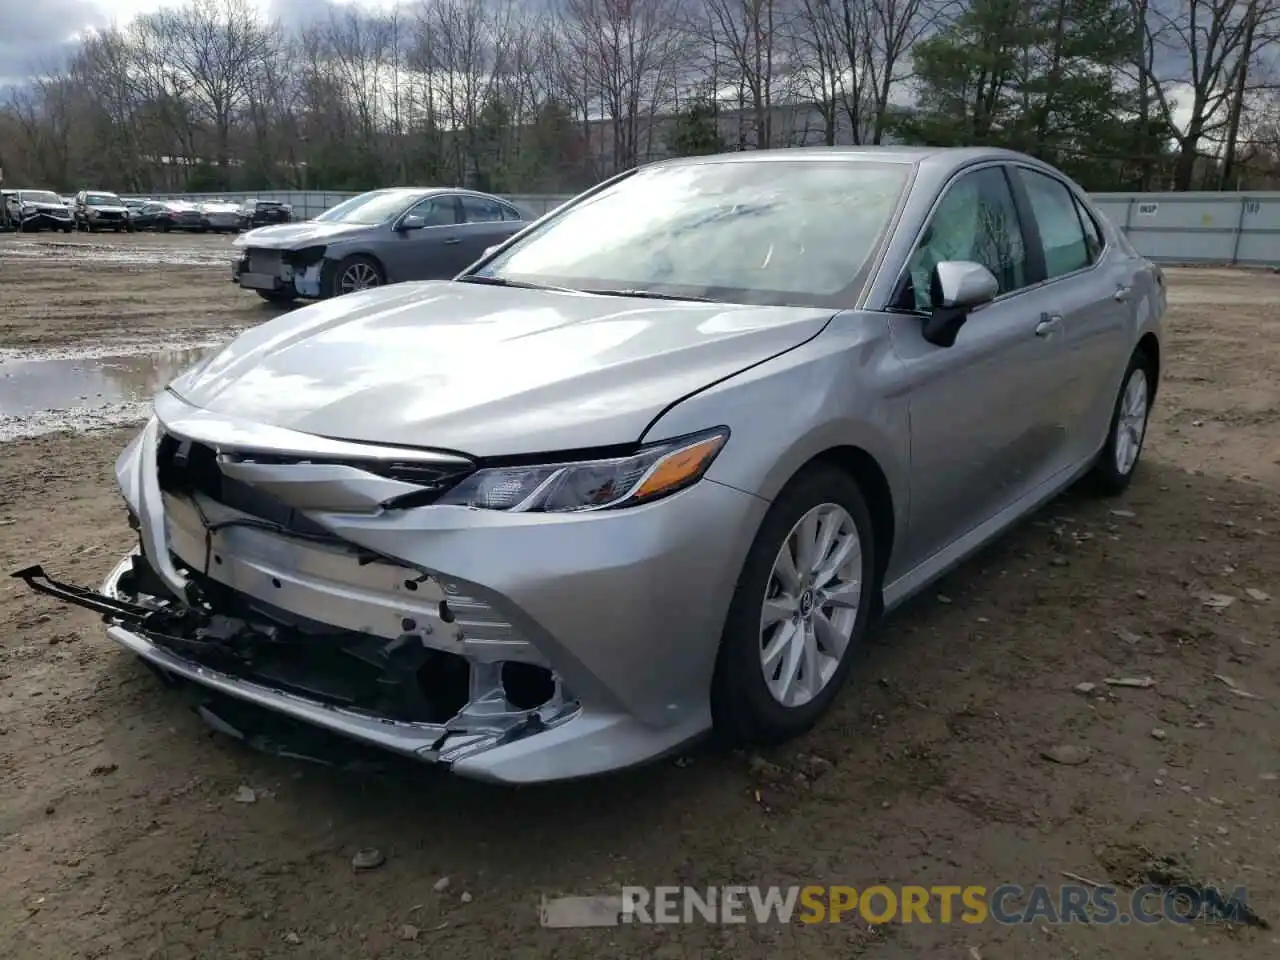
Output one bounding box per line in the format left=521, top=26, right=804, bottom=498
left=167, top=280, right=835, bottom=456
left=235, top=221, right=368, bottom=249
left=23, top=203, right=70, bottom=215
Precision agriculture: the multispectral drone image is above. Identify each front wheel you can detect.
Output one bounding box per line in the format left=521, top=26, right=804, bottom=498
left=712, top=466, right=877, bottom=745
left=1085, top=350, right=1154, bottom=496
left=327, top=254, right=384, bottom=297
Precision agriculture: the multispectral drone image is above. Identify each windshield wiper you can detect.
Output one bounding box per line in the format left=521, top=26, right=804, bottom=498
left=586, top=288, right=716, bottom=303
left=455, top=275, right=579, bottom=294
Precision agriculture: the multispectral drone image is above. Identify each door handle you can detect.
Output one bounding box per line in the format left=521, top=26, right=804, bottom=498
left=443, top=238, right=462, bottom=246
left=1034, top=313, right=1063, bottom=337
left=1114, top=285, right=1132, bottom=302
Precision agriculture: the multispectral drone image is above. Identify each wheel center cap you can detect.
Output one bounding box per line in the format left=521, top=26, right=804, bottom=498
left=799, top=589, right=815, bottom=618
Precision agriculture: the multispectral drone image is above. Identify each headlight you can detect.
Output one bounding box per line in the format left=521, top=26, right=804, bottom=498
left=436, top=428, right=729, bottom=513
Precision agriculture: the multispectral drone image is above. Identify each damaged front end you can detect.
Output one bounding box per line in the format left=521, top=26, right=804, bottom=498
left=14, top=408, right=584, bottom=781
left=233, top=245, right=327, bottom=298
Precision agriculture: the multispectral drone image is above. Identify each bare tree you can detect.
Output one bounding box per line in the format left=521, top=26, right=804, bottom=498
left=698, top=0, right=789, bottom=149
left=558, top=0, right=687, bottom=172
left=1136, top=0, right=1280, bottom=189
left=863, top=0, right=950, bottom=142
left=790, top=0, right=847, bottom=144
left=150, top=0, right=275, bottom=183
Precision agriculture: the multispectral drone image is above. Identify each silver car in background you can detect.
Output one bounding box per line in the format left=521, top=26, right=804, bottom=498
left=198, top=200, right=241, bottom=233
left=230, top=187, right=526, bottom=303
left=17, top=147, right=1165, bottom=784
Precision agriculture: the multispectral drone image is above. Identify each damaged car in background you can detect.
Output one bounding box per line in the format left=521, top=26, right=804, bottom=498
left=3, top=189, right=76, bottom=232
left=16, top=147, right=1166, bottom=783
left=230, top=186, right=526, bottom=303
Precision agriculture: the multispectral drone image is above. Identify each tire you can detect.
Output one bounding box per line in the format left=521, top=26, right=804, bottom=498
left=62, top=226, right=72, bottom=234
left=256, top=290, right=297, bottom=304
left=326, top=254, right=384, bottom=298
left=711, top=465, right=877, bottom=745
left=161, top=223, right=171, bottom=233
left=1085, top=349, right=1154, bottom=496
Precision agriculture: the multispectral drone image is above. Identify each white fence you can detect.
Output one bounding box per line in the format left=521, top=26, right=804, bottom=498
left=1092, top=191, right=1280, bottom=268
left=146, top=188, right=1280, bottom=268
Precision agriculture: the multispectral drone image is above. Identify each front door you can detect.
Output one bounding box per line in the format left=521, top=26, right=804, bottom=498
left=383, top=195, right=466, bottom=282
left=890, top=164, right=1065, bottom=572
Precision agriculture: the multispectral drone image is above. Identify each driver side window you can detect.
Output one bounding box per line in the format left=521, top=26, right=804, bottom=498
left=906, top=167, right=1028, bottom=311
left=405, top=196, right=457, bottom=227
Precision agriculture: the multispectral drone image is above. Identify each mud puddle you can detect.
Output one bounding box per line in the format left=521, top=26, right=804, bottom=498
left=0, top=347, right=215, bottom=442
left=0, top=329, right=246, bottom=364
left=0, top=237, right=233, bottom=267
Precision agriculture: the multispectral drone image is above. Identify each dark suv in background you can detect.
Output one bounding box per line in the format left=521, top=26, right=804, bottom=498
left=75, top=190, right=132, bottom=232
left=237, top=199, right=293, bottom=230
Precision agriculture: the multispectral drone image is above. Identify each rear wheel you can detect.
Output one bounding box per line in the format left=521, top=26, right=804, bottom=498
left=328, top=254, right=384, bottom=297
left=712, top=466, right=876, bottom=745
left=1085, top=349, right=1154, bottom=496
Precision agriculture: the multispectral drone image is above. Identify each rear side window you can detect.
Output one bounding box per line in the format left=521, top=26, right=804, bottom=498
left=460, top=195, right=505, bottom=223
left=1018, top=169, right=1089, bottom=278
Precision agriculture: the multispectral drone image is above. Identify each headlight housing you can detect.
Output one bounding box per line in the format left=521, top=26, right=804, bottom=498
left=436, top=428, right=729, bottom=513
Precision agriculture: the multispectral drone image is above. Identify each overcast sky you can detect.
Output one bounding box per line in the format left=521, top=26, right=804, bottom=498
left=0, top=0, right=402, bottom=73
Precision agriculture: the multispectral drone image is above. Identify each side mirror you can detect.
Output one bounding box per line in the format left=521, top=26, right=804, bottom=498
left=922, top=260, right=999, bottom=348
left=398, top=214, right=426, bottom=231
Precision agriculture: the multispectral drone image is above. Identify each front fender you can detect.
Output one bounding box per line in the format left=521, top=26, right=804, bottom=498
left=641, top=312, right=910, bottom=572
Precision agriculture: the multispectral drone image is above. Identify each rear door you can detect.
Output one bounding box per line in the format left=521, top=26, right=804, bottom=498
left=1009, top=165, right=1131, bottom=467
left=457, top=194, right=521, bottom=264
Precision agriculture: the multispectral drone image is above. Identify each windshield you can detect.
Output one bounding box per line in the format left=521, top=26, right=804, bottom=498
left=86, top=193, right=121, bottom=206
left=315, top=190, right=417, bottom=225
left=20, top=191, right=61, bottom=205
left=474, top=160, right=910, bottom=307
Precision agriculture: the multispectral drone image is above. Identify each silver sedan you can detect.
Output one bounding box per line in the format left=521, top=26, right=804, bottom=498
left=17, top=146, right=1165, bottom=783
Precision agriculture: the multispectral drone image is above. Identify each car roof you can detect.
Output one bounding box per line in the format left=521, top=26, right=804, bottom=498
left=647, top=145, right=1056, bottom=177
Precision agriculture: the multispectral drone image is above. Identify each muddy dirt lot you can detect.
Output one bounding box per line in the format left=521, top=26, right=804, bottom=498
left=1, top=234, right=1278, bottom=959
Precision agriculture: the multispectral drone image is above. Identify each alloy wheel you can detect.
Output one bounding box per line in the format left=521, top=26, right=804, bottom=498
left=759, top=503, right=863, bottom=708
left=339, top=262, right=381, bottom=294
left=1114, top=368, right=1149, bottom=476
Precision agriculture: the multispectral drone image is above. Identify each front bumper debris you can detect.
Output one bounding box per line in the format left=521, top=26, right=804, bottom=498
left=15, top=395, right=762, bottom=782
left=232, top=247, right=325, bottom=297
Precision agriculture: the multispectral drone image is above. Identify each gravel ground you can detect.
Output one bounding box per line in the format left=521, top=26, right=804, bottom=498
left=1, top=232, right=1278, bottom=959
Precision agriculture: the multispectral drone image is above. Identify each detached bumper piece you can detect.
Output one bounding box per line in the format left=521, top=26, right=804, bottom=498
left=14, top=551, right=580, bottom=780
